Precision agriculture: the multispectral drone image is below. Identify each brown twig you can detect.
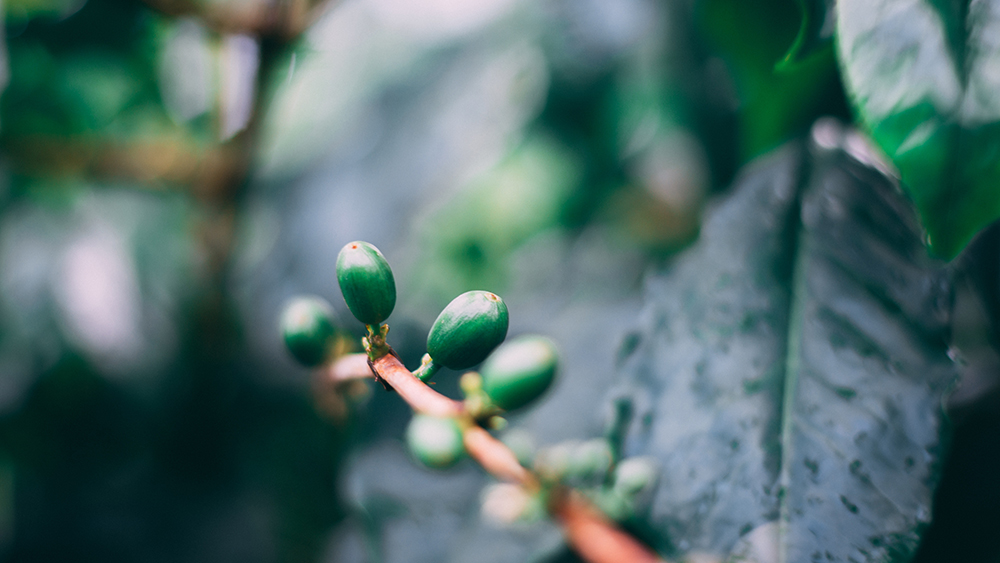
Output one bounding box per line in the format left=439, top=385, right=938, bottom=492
left=553, top=489, right=666, bottom=563
left=370, top=353, right=464, bottom=418
left=463, top=425, right=538, bottom=488
left=329, top=349, right=666, bottom=563
left=142, top=0, right=334, bottom=39
left=323, top=352, right=372, bottom=383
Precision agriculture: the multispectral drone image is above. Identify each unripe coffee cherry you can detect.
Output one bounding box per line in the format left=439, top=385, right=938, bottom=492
left=426, top=290, right=509, bottom=370
left=566, top=438, right=613, bottom=484
left=280, top=296, right=337, bottom=367
left=612, top=457, right=658, bottom=497
left=336, top=241, right=396, bottom=326
left=480, top=335, right=557, bottom=411
left=406, top=414, right=465, bottom=469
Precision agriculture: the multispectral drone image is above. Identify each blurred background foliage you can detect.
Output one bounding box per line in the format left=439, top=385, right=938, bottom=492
left=10, top=0, right=994, bottom=561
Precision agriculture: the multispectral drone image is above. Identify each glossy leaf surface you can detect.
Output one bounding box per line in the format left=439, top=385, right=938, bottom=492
left=614, top=127, right=957, bottom=561
left=835, top=0, right=1000, bottom=258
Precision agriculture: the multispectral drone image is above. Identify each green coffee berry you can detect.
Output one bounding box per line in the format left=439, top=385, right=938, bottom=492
left=480, top=335, right=557, bottom=411
left=481, top=483, right=546, bottom=524
left=336, top=241, right=396, bottom=326
left=280, top=296, right=337, bottom=367
left=566, top=438, right=613, bottom=483
left=406, top=414, right=466, bottom=469
left=533, top=441, right=573, bottom=481
left=612, top=457, right=658, bottom=497
left=426, top=290, right=509, bottom=370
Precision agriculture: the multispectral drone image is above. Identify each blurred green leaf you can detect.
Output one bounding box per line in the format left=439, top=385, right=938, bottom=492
left=615, top=128, right=956, bottom=560
left=411, top=134, right=582, bottom=300
left=698, top=0, right=847, bottom=160
left=58, top=53, right=140, bottom=131
left=5, top=0, right=83, bottom=21
left=836, top=0, right=1000, bottom=258
left=778, top=0, right=836, bottom=69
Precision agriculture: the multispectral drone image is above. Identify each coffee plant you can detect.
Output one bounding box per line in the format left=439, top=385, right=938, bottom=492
left=0, top=1, right=999, bottom=563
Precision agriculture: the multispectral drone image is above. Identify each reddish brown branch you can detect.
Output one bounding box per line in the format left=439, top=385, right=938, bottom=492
left=463, top=426, right=538, bottom=488
left=323, top=353, right=372, bottom=383
left=370, top=354, right=464, bottom=418
left=553, top=490, right=666, bottom=563
left=142, top=0, right=333, bottom=39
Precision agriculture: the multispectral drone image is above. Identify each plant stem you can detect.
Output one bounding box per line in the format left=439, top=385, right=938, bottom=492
left=552, top=489, right=666, bottom=563
left=462, top=425, right=538, bottom=488
left=412, top=354, right=440, bottom=382
left=370, top=353, right=464, bottom=418
left=142, top=0, right=333, bottom=38
left=322, top=353, right=372, bottom=383
left=363, top=324, right=392, bottom=361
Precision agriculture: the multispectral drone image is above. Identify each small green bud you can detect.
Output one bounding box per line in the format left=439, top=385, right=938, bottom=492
left=534, top=439, right=613, bottom=486
left=480, top=335, right=557, bottom=411
left=426, top=290, right=509, bottom=370
left=590, top=489, right=633, bottom=523
left=533, top=441, right=574, bottom=481
left=280, top=296, right=337, bottom=367
left=336, top=241, right=396, bottom=326
left=567, top=438, right=613, bottom=483
left=612, top=457, right=658, bottom=497
left=405, top=414, right=466, bottom=469
left=481, top=483, right=546, bottom=524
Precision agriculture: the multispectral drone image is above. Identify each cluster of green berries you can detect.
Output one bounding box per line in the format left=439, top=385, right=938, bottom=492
left=483, top=430, right=658, bottom=525
left=280, top=240, right=559, bottom=467
left=280, top=240, right=658, bottom=529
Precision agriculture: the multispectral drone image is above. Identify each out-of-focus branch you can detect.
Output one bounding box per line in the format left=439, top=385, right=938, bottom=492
left=142, top=0, right=334, bottom=39
left=3, top=134, right=239, bottom=193
left=463, top=425, right=538, bottom=488
left=553, top=489, right=666, bottom=563
left=323, top=352, right=372, bottom=383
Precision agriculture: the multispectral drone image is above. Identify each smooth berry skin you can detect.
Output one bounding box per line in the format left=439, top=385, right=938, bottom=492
left=336, top=241, right=396, bottom=326
left=280, top=296, right=337, bottom=367
left=406, top=414, right=465, bottom=469
left=480, top=335, right=558, bottom=411
left=427, top=290, right=509, bottom=370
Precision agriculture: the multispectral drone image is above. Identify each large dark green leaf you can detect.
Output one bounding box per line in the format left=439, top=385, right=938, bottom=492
left=835, top=0, right=1000, bottom=259
left=614, top=123, right=957, bottom=561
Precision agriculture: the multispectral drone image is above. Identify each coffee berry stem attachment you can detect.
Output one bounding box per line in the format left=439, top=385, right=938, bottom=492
left=362, top=323, right=392, bottom=362
left=412, top=353, right=440, bottom=382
